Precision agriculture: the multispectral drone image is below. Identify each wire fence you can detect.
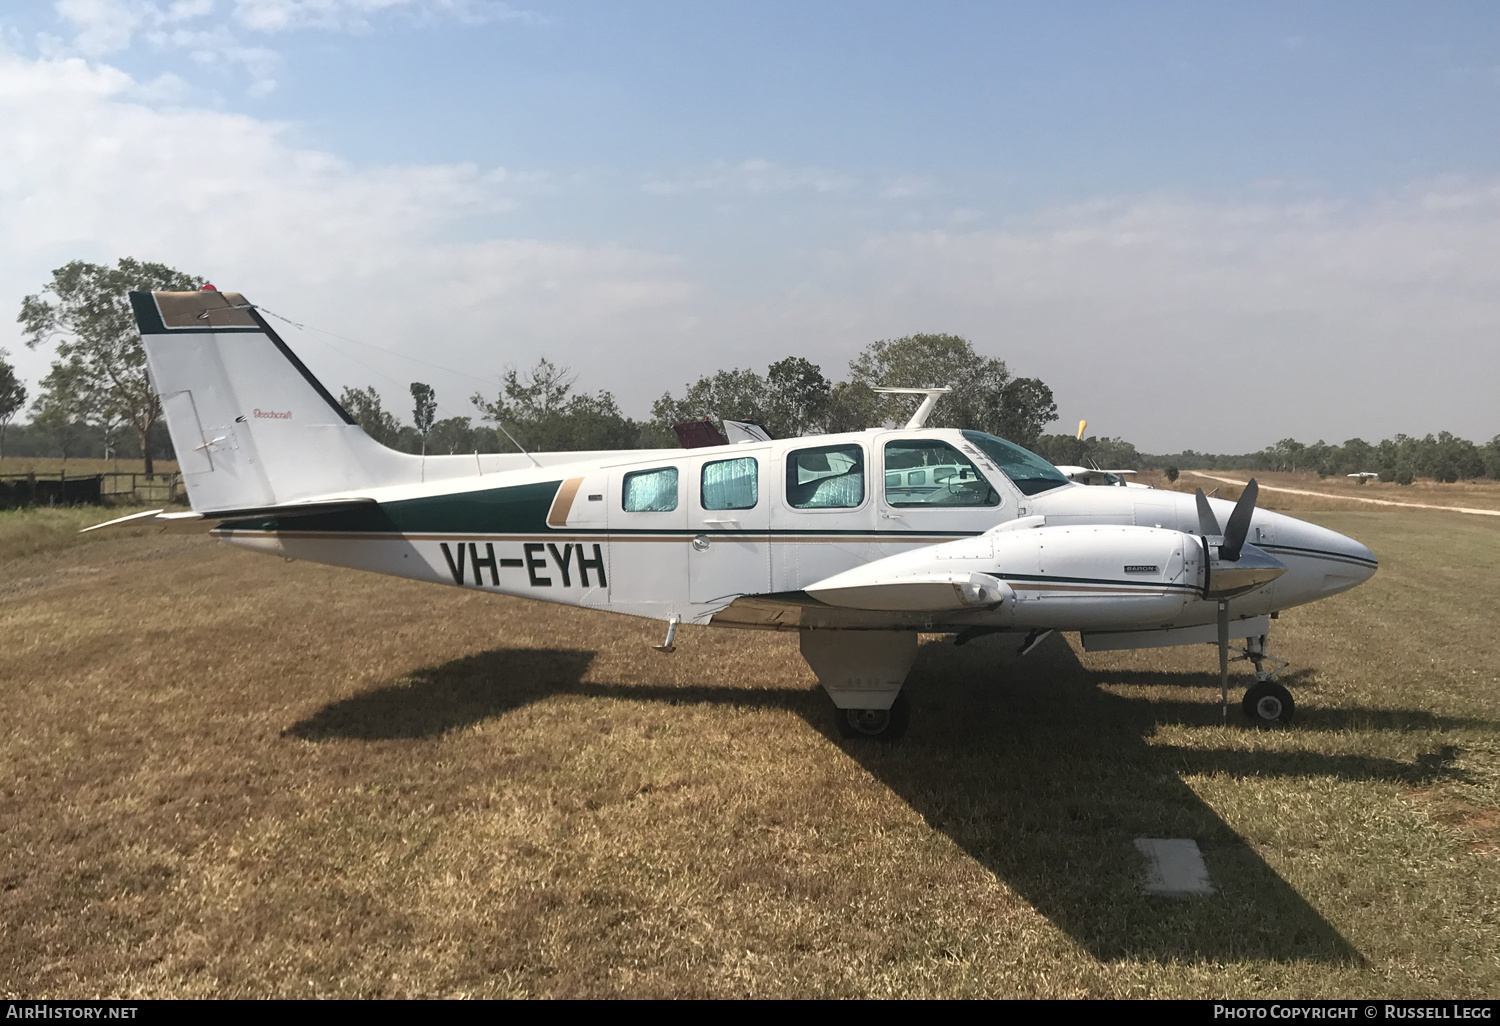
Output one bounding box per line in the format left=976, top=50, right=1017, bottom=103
left=0, top=472, right=184, bottom=509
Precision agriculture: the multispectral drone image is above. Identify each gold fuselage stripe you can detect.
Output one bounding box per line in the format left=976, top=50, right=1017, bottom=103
left=546, top=478, right=586, bottom=527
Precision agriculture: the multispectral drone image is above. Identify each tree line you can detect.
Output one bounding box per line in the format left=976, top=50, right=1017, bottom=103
left=1028, top=431, right=1500, bottom=484
left=338, top=331, right=1059, bottom=457
left=6, top=258, right=1059, bottom=466
left=6, top=257, right=1498, bottom=488
left=1235, top=434, right=1500, bottom=483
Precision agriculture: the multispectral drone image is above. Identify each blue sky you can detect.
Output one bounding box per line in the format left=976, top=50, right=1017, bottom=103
left=1, top=1, right=1497, bottom=450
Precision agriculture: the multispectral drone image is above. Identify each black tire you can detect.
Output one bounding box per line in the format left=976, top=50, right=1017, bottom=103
left=835, top=692, right=910, bottom=741
left=1242, top=680, right=1295, bottom=726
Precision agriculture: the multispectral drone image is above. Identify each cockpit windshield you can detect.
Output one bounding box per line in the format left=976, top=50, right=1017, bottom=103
left=960, top=431, right=1072, bottom=496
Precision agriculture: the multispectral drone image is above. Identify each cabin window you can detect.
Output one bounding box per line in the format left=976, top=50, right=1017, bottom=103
left=786, top=444, right=865, bottom=509
left=701, top=457, right=758, bottom=510
left=622, top=466, right=679, bottom=512
left=960, top=431, right=1071, bottom=496
left=884, top=439, right=1000, bottom=508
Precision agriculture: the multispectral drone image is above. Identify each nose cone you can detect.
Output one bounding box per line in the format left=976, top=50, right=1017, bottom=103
left=1266, top=512, right=1378, bottom=598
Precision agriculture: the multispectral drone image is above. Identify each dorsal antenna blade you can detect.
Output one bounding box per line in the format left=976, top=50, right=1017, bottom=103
left=871, top=386, right=953, bottom=429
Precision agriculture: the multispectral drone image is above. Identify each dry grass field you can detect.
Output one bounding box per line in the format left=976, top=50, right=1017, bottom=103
left=1, top=506, right=1496, bottom=998
left=1135, top=469, right=1500, bottom=514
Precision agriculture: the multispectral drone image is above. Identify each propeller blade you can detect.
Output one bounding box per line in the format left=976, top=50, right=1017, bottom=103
left=1195, top=489, right=1222, bottom=536
left=1218, top=478, right=1259, bottom=562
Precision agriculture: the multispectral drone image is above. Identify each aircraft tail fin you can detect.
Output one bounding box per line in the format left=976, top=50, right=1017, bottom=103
left=132, top=290, right=413, bottom=512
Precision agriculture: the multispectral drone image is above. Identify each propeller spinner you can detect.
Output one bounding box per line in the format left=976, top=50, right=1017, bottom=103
left=1196, top=480, right=1286, bottom=599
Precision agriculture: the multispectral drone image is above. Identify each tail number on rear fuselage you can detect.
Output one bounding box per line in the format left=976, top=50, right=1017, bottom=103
left=439, top=541, right=607, bottom=589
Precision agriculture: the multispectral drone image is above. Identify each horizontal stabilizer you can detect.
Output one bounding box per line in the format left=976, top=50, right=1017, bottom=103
left=82, top=498, right=375, bottom=534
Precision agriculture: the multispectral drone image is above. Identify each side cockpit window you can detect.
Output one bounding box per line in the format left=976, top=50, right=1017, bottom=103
left=623, top=466, right=679, bottom=512
left=787, top=444, right=865, bottom=509
left=884, top=439, right=1000, bottom=508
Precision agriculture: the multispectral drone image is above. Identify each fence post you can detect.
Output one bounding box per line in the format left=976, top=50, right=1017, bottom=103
left=27, top=471, right=35, bottom=506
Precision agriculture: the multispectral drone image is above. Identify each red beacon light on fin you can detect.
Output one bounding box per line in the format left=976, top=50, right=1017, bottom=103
left=200, top=283, right=217, bottom=291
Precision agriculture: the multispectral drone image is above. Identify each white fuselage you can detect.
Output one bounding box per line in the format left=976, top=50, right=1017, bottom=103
left=213, top=427, right=1377, bottom=639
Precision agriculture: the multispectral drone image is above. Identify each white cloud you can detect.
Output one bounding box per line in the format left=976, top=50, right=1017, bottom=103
left=713, top=186, right=1500, bottom=450
left=0, top=46, right=697, bottom=424
left=880, top=174, right=935, bottom=200
left=644, top=159, right=860, bottom=197
left=40, top=0, right=542, bottom=95
left=54, top=0, right=169, bottom=57
left=225, top=0, right=546, bottom=33
left=240, top=0, right=546, bottom=31
left=1, top=45, right=1496, bottom=451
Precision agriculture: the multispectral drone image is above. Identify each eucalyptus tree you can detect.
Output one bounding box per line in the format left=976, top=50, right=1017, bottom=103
left=29, top=358, right=93, bottom=463
left=0, top=353, right=24, bottom=461
left=651, top=357, right=832, bottom=439
left=339, top=385, right=405, bottom=449
left=19, top=258, right=203, bottom=474
left=410, top=382, right=438, bottom=456
left=473, top=358, right=641, bottom=452
left=845, top=333, right=1057, bottom=444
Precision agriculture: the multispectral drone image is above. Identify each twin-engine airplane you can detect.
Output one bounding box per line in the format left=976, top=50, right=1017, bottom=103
left=95, top=289, right=1379, bottom=739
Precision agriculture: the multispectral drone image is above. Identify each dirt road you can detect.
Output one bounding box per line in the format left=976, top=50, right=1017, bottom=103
left=1184, top=471, right=1500, bottom=517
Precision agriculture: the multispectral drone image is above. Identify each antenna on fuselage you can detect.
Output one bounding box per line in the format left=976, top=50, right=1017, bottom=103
left=495, top=421, right=541, bottom=468
left=872, top=387, right=952, bottom=430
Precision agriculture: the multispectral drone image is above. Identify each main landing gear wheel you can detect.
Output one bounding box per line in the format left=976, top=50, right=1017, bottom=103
left=1242, top=680, right=1295, bottom=726
left=836, top=692, right=910, bottom=741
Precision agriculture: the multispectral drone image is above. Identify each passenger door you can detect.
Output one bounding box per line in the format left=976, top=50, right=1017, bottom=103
left=688, top=451, right=770, bottom=604
left=607, top=462, right=689, bottom=613
left=770, top=441, right=878, bottom=592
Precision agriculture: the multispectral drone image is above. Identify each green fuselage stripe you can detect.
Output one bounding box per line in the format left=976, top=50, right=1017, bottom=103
left=223, top=480, right=985, bottom=539
left=225, top=481, right=564, bottom=534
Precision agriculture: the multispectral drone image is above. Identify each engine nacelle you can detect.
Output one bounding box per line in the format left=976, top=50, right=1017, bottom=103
left=805, top=521, right=1291, bottom=631
left=989, top=524, right=1198, bottom=629
left=805, top=570, right=1014, bottom=612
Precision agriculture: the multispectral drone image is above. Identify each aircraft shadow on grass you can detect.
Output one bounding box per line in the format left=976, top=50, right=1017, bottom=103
left=287, top=635, right=1481, bottom=965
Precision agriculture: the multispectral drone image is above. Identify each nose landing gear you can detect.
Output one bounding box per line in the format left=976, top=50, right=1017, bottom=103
left=1235, top=634, right=1294, bottom=725
left=1243, top=680, right=1295, bottom=725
